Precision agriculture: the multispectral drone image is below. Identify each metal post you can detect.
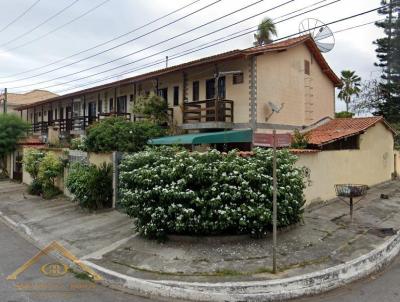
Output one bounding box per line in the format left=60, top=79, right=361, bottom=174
left=3, top=88, right=7, bottom=113
left=272, top=128, right=278, bottom=274
left=112, top=151, right=119, bottom=209
left=83, top=95, right=86, bottom=130
left=350, top=197, right=353, bottom=223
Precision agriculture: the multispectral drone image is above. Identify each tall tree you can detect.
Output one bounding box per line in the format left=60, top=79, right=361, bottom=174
left=374, top=0, right=400, bottom=122
left=253, top=17, right=277, bottom=46
left=0, top=114, right=29, bottom=177
left=337, top=70, right=362, bottom=112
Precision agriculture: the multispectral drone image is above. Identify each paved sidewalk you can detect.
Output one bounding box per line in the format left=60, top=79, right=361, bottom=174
left=0, top=180, right=134, bottom=258
left=1, top=180, right=400, bottom=285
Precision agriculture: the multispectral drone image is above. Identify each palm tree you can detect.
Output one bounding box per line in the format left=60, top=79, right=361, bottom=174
left=253, top=17, right=277, bottom=46
left=337, top=70, right=362, bottom=112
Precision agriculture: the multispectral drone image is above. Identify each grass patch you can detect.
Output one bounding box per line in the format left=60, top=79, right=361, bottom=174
left=68, top=268, right=94, bottom=281
left=214, top=268, right=242, bottom=276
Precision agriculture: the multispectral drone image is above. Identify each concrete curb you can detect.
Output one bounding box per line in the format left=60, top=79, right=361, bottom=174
left=2, top=209, right=400, bottom=301
left=82, top=230, right=400, bottom=302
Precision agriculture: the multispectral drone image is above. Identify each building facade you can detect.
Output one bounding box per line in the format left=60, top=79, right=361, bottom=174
left=15, top=35, right=341, bottom=139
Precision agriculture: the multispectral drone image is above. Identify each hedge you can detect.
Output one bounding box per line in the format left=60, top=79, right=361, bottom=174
left=119, top=147, right=306, bottom=239
left=66, top=162, right=113, bottom=210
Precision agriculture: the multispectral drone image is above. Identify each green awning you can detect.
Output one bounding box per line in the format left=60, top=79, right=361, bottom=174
left=148, top=129, right=253, bottom=145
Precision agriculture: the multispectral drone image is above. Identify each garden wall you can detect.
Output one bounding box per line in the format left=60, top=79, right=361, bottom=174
left=88, top=152, right=112, bottom=166
left=296, top=123, right=395, bottom=204
left=22, top=148, right=113, bottom=197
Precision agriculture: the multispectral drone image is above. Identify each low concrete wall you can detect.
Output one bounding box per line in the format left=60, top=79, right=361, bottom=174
left=296, top=123, right=395, bottom=205
left=88, top=152, right=112, bottom=167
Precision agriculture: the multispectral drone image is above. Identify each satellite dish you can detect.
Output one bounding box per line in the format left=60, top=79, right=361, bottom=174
left=268, top=101, right=284, bottom=113
left=298, top=18, right=335, bottom=53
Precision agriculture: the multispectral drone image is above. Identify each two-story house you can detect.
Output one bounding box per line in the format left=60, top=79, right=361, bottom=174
left=15, top=35, right=341, bottom=143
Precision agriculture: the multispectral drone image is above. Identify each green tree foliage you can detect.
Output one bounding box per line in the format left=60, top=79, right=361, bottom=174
left=0, top=114, right=29, bottom=176
left=23, top=149, right=46, bottom=195
left=66, top=162, right=113, bottom=210
left=132, top=93, right=169, bottom=124
left=335, top=111, right=354, bottom=118
left=337, top=70, right=361, bottom=112
left=290, top=129, right=310, bottom=149
left=120, top=147, right=305, bottom=239
left=84, top=117, right=165, bottom=152
left=38, top=152, right=63, bottom=199
left=373, top=0, right=400, bottom=122
left=23, top=149, right=45, bottom=180
left=253, top=17, right=277, bottom=46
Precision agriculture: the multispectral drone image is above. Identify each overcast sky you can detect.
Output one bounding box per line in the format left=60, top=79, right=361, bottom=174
left=0, top=0, right=385, bottom=111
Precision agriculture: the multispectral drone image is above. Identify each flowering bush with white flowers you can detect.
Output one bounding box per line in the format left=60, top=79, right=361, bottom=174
left=119, top=146, right=305, bottom=239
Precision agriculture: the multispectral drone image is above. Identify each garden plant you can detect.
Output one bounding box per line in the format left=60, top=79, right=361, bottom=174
left=66, top=162, right=113, bottom=210
left=84, top=117, right=165, bottom=152
left=120, top=147, right=306, bottom=239
left=23, top=149, right=63, bottom=199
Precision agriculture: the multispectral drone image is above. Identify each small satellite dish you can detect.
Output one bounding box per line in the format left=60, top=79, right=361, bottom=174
left=268, top=101, right=284, bottom=113
left=299, top=18, right=335, bottom=53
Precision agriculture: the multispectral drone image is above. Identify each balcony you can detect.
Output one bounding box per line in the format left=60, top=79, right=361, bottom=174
left=182, top=99, right=234, bottom=130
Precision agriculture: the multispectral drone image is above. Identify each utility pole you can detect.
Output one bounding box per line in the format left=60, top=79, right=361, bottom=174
left=166, top=56, right=169, bottom=68
left=3, top=88, right=7, bottom=113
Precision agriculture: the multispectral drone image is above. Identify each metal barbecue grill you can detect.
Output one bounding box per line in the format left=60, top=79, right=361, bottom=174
left=335, top=184, right=369, bottom=221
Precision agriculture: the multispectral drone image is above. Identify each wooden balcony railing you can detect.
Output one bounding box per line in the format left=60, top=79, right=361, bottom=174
left=183, top=99, right=234, bottom=124
left=31, top=121, right=48, bottom=134
left=30, top=108, right=174, bottom=135
left=98, top=112, right=131, bottom=121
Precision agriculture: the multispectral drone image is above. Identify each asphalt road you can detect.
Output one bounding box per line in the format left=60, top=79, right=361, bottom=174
left=0, top=219, right=158, bottom=302
left=0, top=217, right=399, bottom=302
left=293, top=256, right=400, bottom=302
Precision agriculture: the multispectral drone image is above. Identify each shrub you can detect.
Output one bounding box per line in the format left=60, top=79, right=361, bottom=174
left=335, top=111, right=354, bottom=118
left=70, top=137, right=87, bottom=151
left=23, top=149, right=46, bottom=195
left=23, top=149, right=46, bottom=179
left=291, top=129, right=310, bottom=149
left=38, top=152, right=63, bottom=198
left=119, top=147, right=305, bottom=239
left=66, top=162, right=113, bottom=210
left=133, top=93, right=169, bottom=124
left=0, top=114, right=29, bottom=177
left=42, top=186, right=62, bottom=200
left=84, top=118, right=165, bottom=152
left=27, top=179, right=43, bottom=196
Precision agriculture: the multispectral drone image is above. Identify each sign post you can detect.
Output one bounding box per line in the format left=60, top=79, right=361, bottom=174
left=272, top=128, right=278, bottom=273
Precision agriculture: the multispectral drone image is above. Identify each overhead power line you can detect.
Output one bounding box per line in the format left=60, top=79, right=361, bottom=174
left=0, top=0, right=81, bottom=48
left=2, top=0, right=230, bottom=85
left=0, top=0, right=208, bottom=79
left=50, top=10, right=384, bottom=95
left=1, top=0, right=112, bottom=53
left=6, top=0, right=293, bottom=88
left=10, top=0, right=341, bottom=90
left=0, top=0, right=41, bottom=34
